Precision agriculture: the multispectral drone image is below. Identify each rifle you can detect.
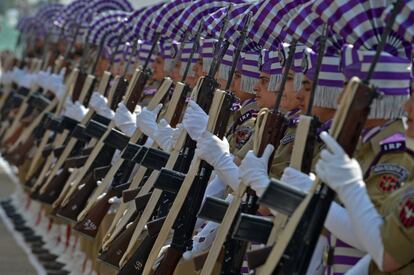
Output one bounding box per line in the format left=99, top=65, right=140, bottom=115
left=258, top=2, right=403, bottom=274
left=52, top=34, right=161, bottom=222
left=229, top=25, right=330, bottom=270
left=141, top=15, right=235, bottom=275
left=32, top=30, right=134, bottom=205
left=93, top=32, right=197, bottom=259
left=198, top=41, right=294, bottom=275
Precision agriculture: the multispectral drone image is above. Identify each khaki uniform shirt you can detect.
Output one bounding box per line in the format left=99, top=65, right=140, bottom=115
left=226, top=99, right=258, bottom=157
left=326, top=120, right=414, bottom=274
left=369, top=180, right=414, bottom=274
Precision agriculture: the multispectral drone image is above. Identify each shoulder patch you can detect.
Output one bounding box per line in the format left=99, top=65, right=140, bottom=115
left=380, top=132, right=406, bottom=153
left=399, top=198, right=414, bottom=228
left=280, top=133, right=295, bottom=145
left=234, top=126, right=253, bottom=150
left=378, top=175, right=401, bottom=192
left=371, top=163, right=409, bottom=182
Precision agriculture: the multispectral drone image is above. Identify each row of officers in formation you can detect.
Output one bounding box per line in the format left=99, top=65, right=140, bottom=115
left=0, top=0, right=413, bottom=274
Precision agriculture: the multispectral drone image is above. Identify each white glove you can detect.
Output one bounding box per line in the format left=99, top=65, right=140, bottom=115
left=195, top=130, right=240, bottom=191
left=316, top=131, right=384, bottom=270
left=153, top=119, right=183, bottom=153
left=306, top=235, right=328, bottom=275
left=10, top=68, right=24, bottom=84
left=324, top=202, right=365, bottom=251
left=111, top=150, right=122, bottom=165
left=239, top=144, right=274, bottom=197
left=203, top=175, right=227, bottom=201
left=63, top=100, right=89, bottom=122
left=183, top=221, right=219, bottom=260
left=114, top=102, right=139, bottom=137
left=19, top=73, right=38, bottom=89
left=136, top=103, right=163, bottom=138
left=89, top=92, right=114, bottom=119
left=182, top=100, right=209, bottom=141
left=55, top=83, right=67, bottom=101
left=0, top=71, right=12, bottom=85
left=36, top=67, right=52, bottom=89
left=48, top=68, right=66, bottom=94
left=281, top=167, right=315, bottom=193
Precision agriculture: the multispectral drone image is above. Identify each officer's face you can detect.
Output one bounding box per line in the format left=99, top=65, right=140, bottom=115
left=404, top=95, right=414, bottom=138
left=171, top=61, right=181, bottom=82
left=280, top=71, right=299, bottom=112
left=296, top=75, right=312, bottom=113
left=151, top=56, right=165, bottom=81
left=297, top=75, right=335, bottom=122
left=254, top=72, right=278, bottom=109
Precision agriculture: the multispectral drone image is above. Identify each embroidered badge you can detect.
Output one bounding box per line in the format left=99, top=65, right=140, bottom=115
left=380, top=132, right=406, bottom=153
left=280, top=133, right=295, bottom=145
left=378, top=175, right=400, bottom=192
left=371, top=163, right=409, bottom=182
left=399, top=198, right=414, bottom=228
left=234, top=126, right=253, bottom=149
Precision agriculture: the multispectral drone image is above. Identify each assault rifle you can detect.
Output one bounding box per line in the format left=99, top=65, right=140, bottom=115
left=258, top=1, right=403, bottom=274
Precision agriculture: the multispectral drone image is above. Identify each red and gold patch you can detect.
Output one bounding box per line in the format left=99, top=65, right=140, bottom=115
left=378, top=175, right=400, bottom=192
left=399, top=198, right=414, bottom=228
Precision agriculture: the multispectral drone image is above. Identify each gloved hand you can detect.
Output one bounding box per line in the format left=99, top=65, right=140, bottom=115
left=55, top=83, right=67, bottom=101
left=203, top=174, right=227, bottom=201
left=111, top=150, right=122, bottom=165
left=316, top=131, right=384, bottom=269
left=89, top=92, right=114, bottom=119
left=182, top=100, right=209, bottom=141
left=239, top=144, right=274, bottom=197
left=114, top=102, right=140, bottom=137
left=281, top=167, right=315, bottom=193
left=136, top=103, right=163, bottom=138
left=63, top=100, right=89, bottom=122
left=19, top=73, right=38, bottom=89
left=182, top=221, right=219, bottom=260
left=0, top=71, right=12, bottom=85
left=153, top=119, right=183, bottom=153
left=10, top=68, right=24, bottom=84
left=48, top=68, right=66, bottom=95
left=36, top=67, right=52, bottom=89
left=195, top=130, right=240, bottom=191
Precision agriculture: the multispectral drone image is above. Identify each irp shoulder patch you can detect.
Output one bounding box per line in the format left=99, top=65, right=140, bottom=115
left=380, top=132, right=406, bottom=153
left=371, top=163, right=409, bottom=182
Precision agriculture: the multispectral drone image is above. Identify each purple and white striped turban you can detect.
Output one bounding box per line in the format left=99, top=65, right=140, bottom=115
left=300, top=47, right=344, bottom=109
left=342, top=44, right=412, bottom=119
left=248, top=0, right=310, bottom=51
left=180, top=41, right=201, bottom=77
left=150, top=0, right=194, bottom=40
left=160, top=41, right=180, bottom=72
left=174, top=0, right=245, bottom=40
left=53, top=0, right=89, bottom=41
left=88, top=10, right=130, bottom=47
left=201, top=38, right=217, bottom=74
left=312, top=0, right=412, bottom=58
left=129, top=2, right=166, bottom=43
left=382, top=0, right=414, bottom=46
left=240, top=51, right=260, bottom=94
left=286, top=43, right=308, bottom=91
left=204, top=2, right=259, bottom=49
left=285, top=1, right=345, bottom=56
left=120, top=8, right=150, bottom=43
left=34, top=4, right=64, bottom=40
left=260, top=49, right=284, bottom=92
left=137, top=40, right=158, bottom=67
left=219, top=44, right=236, bottom=81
